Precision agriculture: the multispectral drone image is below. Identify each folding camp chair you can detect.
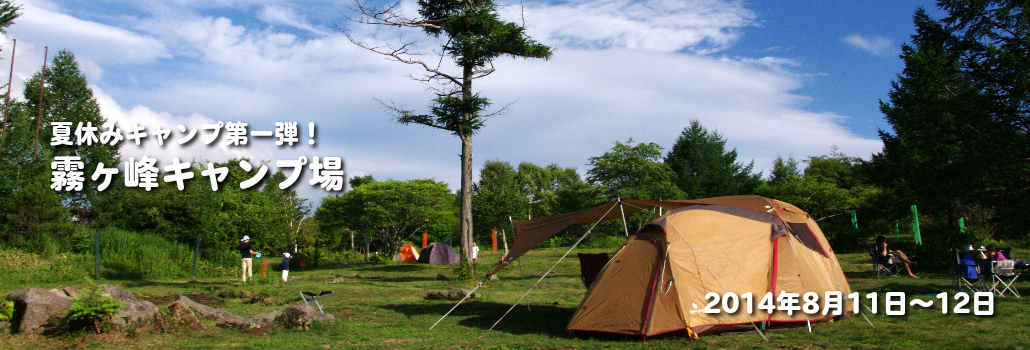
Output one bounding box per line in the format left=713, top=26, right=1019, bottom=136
left=990, top=260, right=1021, bottom=298
left=868, top=244, right=899, bottom=278
left=952, top=249, right=984, bottom=293
left=577, top=253, right=610, bottom=288
left=300, top=290, right=333, bottom=313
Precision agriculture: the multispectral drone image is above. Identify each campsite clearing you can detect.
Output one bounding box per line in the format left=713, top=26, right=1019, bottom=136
left=1, top=247, right=1028, bottom=349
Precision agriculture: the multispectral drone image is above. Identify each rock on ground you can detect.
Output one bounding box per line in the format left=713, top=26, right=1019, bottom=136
left=248, top=304, right=334, bottom=330
left=6, top=288, right=74, bottom=334
left=423, top=289, right=480, bottom=301
left=171, top=295, right=246, bottom=325
left=102, top=285, right=160, bottom=331
left=102, top=285, right=138, bottom=302
left=167, top=300, right=202, bottom=330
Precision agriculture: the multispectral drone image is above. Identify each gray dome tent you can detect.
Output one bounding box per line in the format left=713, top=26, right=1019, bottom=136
left=418, top=242, right=460, bottom=265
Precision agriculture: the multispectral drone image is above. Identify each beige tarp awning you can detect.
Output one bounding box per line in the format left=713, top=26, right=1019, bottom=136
left=490, top=195, right=817, bottom=275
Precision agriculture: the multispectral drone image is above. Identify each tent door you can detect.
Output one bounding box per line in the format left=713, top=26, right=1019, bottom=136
left=567, top=235, right=663, bottom=334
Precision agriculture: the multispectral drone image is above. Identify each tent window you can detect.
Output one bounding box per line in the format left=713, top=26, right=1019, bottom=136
left=787, top=223, right=829, bottom=258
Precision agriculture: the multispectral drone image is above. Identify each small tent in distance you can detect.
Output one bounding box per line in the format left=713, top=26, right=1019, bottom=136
left=418, top=242, right=460, bottom=265
left=393, top=243, right=420, bottom=263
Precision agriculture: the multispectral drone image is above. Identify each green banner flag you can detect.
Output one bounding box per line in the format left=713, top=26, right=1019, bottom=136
left=958, top=217, right=965, bottom=233
left=911, top=205, right=922, bottom=245
left=850, top=211, right=858, bottom=230
left=894, top=220, right=900, bottom=240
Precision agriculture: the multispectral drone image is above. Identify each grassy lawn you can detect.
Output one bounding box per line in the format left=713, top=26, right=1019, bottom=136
left=2, top=247, right=1029, bottom=349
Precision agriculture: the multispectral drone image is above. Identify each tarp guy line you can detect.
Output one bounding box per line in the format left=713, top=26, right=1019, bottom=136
left=489, top=203, right=619, bottom=330
left=430, top=282, right=482, bottom=330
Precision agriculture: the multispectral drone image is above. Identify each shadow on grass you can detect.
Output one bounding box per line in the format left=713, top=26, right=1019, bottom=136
left=381, top=301, right=577, bottom=336
left=356, top=264, right=432, bottom=273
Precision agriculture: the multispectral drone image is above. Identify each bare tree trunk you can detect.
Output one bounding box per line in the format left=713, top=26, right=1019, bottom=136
left=460, top=132, right=474, bottom=275
left=459, top=63, right=475, bottom=275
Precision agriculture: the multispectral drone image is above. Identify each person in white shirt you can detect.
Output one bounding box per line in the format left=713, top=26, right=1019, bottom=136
left=471, top=242, right=479, bottom=264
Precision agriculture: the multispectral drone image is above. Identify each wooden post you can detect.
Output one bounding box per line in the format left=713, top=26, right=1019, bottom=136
left=501, top=229, right=509, bottom=254
left=33, top=47, right=48, bottom=157
left=2, top=38, right=15, bottom=135
left=261, top=259, right=268, bottom=278
left=491, top=229, right=497, bottom=251
left=422, top=232, right=428, bottom=248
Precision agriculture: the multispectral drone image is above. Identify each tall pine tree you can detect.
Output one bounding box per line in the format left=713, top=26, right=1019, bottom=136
left=875, top=2, right=1029, bottom=240
left=664, top=120, right=761, bottom=198
left=342, top=0, right=552, bottom=271
left=22, top=50, right=121, bottom=222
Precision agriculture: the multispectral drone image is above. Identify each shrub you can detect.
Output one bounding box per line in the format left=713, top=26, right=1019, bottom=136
left=317, top=250, right=365, bottom=266
left=452, top=259, right=473, bottom=280
left=369, top=252, right=397, bottom=265
left=0, top=300, right=13, bottom=322
left=582, top=234, right=626, bottom=249
left=66, top=280, right=124, bottom=334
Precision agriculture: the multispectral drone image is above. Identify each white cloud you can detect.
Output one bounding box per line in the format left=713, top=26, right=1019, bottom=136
left=842, top=34, right=892, bottom=56
left=473, top=49, right=882, bottom=176
left=12, top=0, right=886, bottom=202
left=517, top=0, right=755, bottom=53
left=9, top=1, right=168, bottom=65
left=91, top=85, right=342, bottom=201
left=256, top=5, right=329, bottom=35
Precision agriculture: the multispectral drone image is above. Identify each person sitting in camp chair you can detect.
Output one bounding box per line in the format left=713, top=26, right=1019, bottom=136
left=876, top=236, right=920, bottom=279
left=986, top=245, right=1028, bottom=269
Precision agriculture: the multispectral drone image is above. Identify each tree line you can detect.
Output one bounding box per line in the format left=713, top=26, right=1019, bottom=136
left=316, top=1, right=1030, bottom=260
left=0, top=1, right=313, bottom=260
left=2, top=0, right=1027, bottom=269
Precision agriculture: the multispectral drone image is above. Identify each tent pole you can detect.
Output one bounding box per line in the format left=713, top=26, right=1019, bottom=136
left=509, top=216, right=529, bottom=311
left=490, top=203, right=619, bottom=330
left=619, top=199, right=629, bottom=237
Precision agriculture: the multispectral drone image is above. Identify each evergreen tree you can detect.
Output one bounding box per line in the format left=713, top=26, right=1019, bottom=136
left=768, top=155, right=802, bottom=185
left=874, top=3, right=1028, bottom=239
left=343, top=0, right=553, bottom=271
left=665, top=120, right=761, bottom=198
left=22, top=50, right=121, bottom=222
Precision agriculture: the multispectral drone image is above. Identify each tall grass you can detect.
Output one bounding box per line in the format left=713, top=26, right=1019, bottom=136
left=0, top=250, right=92, bottom=287
left=96, top=228, right=235, bottom=280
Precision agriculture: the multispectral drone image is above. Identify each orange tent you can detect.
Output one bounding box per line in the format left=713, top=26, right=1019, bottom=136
left=393, top=243, right=420, bottom=263
left=491, top=196, right=853, bottom=337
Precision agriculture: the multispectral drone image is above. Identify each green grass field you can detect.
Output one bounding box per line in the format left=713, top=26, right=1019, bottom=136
left=2, top=247, right=1029, bottom=349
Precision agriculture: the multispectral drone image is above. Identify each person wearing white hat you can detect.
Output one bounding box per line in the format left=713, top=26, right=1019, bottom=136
left=239, top=236, right=257, bottom=282
left=279, top=252, right=292, bottom=283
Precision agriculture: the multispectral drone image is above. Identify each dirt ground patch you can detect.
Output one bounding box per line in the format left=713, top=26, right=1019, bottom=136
left=142, top=293, right=226, bottom=307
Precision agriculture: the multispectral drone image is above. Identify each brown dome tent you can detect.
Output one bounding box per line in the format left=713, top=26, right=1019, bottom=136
left=489, top=196, right=854, bottom=338
left=418, top=242, right=460, bottom=265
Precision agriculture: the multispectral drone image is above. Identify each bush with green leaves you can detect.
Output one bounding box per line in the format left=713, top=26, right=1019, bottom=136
left=66, top=280, right=124, bottom=334
left=0, top=300, right=13, bottom=322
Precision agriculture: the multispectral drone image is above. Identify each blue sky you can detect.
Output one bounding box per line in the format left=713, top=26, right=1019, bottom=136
left=4, top=0, right=943, bottom=202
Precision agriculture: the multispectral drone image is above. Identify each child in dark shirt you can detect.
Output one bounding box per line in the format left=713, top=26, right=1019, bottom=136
left=279, top=253, right=292, bottom=283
